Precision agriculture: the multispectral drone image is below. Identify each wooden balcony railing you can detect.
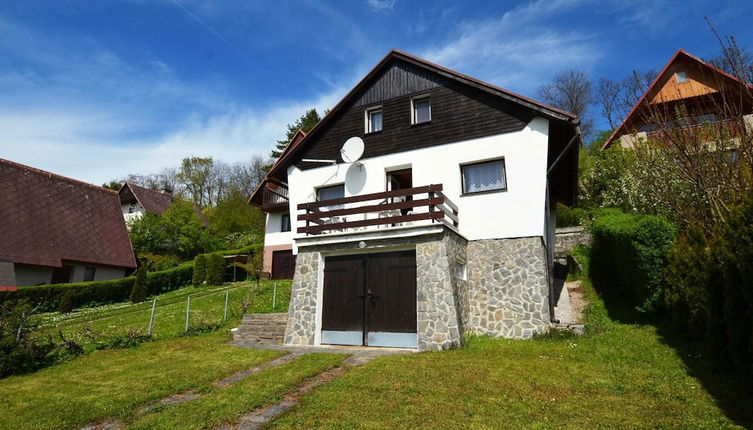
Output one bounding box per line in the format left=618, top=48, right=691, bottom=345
left=262, top=185, right=289, bottom=210
left=297, top=184, right=459, bottom=235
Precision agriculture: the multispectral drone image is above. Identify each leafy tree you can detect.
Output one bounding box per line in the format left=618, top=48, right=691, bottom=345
left=129, top=267, right=148, bottom=303
left=161, top=199, right=217, bottom=259
left=101, top=180, right=122, bottom=191
left=177, top=157, right=214, bottom=208
left=128, top=212, right=169, bottom=256
left=269, top=109, right=321, bottom=160
left=206, top=190, right=265, bottom=244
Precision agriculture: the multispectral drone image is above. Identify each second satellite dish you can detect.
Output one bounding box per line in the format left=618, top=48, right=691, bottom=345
left=340, top=136, right=364, bottom=163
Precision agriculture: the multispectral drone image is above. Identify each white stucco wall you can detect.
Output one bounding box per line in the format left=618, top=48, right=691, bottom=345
left=14, top=265, right=53, bottom=286
left=70, top=264, right=129, bottom=283
left=122, top=203, right=145, bottom=223
left=278, top=117, right=550, bottom=249
left=264, top=212, right=295, bottom=247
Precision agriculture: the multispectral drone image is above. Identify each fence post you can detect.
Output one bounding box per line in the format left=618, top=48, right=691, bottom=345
left=223, top=290, right=229, bottom=321
left=185, top=296, right=191, bottom=334
left=148, top=299, right=157, bottom=336
left=272, top=282, right=277, bottom=310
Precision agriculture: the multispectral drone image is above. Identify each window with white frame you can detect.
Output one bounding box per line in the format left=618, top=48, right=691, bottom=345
left=461, top=159, right=507, bottom=194
left=317, top=184, right=345, bottom=210
left=365, top=106, right=383, bottom=133
left=411, top=94, right=431, bottom=124
left=676, top=71, right=688, bottom=83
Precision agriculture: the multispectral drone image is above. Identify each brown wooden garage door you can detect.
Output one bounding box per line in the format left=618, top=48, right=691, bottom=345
left=321, top=250, right=417, bottom=348
left=271, top=250, right=296, bottom=280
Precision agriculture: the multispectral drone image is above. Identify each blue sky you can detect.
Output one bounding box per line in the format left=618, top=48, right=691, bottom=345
left=1, top=0, right=751, bottom=184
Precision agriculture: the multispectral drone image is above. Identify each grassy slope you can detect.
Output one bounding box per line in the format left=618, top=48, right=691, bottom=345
left=0, top=332, right=283, bottom=430
left=131, top=353, right=345, bottom=430
left=35, top=280, right=291, bottom=350
left=271, top=254, right=747, bottom=430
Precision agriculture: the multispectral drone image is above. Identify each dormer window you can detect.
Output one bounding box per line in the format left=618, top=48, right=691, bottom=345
left=365, top=106, right=383, bottom=133
left=676, top=71, right=688, bottom=83
left=411, top=94, right=431, bottom=124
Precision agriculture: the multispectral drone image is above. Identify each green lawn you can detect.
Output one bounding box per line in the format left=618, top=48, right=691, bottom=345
left=34, top=279, right=291, bottom=350
left=271, top=262, right=751, bottom=429
left=0, top=332, right=283, bottom=430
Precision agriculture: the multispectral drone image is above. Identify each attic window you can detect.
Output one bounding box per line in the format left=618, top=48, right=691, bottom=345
left=411, top=94, right=431, bottom=124
left=676, top=71, right=688, bottom=83
left=365, top=106, right=383, bottom=133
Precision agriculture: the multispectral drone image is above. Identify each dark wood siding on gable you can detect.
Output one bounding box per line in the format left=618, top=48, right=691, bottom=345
left=353, top=61, right=445, bottom=108
left=295, top=63, right=535, bottom=169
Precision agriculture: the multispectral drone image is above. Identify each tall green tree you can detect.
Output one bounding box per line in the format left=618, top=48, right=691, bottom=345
left=177, top=157, right=214, bottom=208
left=269, top=109, right=321, bottom=159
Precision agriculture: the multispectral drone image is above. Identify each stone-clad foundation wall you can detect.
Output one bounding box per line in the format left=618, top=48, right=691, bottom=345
left=463, top=237, right=551, bottom=339
left=283, top=228, right=551, bottom=350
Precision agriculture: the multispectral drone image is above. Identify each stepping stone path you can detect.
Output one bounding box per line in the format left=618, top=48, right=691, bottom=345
left=80, top=313, right=412, bottom=430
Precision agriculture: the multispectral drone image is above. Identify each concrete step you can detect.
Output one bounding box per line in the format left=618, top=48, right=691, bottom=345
left=234, top=312, right=289, bottom=344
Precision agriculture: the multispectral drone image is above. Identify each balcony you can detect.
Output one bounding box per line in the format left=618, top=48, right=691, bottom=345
left=297, top=184, right=459, bottom=235
left=261, top=185, right=289, bottom=211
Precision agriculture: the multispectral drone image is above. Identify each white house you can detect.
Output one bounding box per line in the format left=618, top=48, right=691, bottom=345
left=249, top=50, right=581, bottom=351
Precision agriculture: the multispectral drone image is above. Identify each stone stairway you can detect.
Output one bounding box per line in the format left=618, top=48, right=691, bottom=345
left=232, top=313, right=288, bottom=344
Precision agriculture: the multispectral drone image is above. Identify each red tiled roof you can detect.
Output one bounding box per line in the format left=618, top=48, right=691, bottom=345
left=123, top=182, right=174, bottom=214
left=0, top=158, right=137, bottom=269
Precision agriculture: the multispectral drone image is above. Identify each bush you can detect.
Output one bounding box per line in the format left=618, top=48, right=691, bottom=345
left=130, top=267, right=148, bottom=303
left=590, top=210, right=676, bottom=317
left=205, top=253, right=226, bottom=285
left=58, top=288, right=76, bottom=313
left=556, top=204, right=588, bottom=227
left=663, top=228, right=710, bottom=337
left=138, top=252, right=180, bottom=272
left=193, top=254, right=207, bottom=286
left=0, top=301, right=83, bottom=377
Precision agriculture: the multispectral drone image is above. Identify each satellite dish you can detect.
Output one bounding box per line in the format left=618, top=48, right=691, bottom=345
left=340, top=137, right=365, bottom=163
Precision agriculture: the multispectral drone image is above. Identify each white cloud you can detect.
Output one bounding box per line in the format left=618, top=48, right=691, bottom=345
left=367, top=0, right=396, bottom=12
left=0, top=89, right=346, bottom=185
left=420, top=0, right=602, bottom=95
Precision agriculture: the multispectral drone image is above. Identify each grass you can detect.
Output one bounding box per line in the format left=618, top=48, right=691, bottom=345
left=131, top=353, right=345, bottom=430
left=34, top=279, right=291, bottom=350
left=0, top=332, right=283, bottom=430
left=270, top=250, right=751, bottom=429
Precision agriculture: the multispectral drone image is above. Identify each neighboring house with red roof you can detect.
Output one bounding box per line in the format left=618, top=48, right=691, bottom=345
left=118, top=182, right=208, bottom=226
left=118, top=182, right=175, bottom=222
left=603, top=49, right=753, bottom=149
left=249, top=50, right=581, bottom=350
left=0, top=158, right=137, bottom=287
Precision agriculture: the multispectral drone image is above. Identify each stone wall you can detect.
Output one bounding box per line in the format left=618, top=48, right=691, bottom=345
left=464, top=237, right=550, bottom=338
left=415, top=230, right=467, bottom=351
left=283, top=251, right=320, bottom=346
left=283, top=227, right=553, bottom=350
left=554, top=226, right=591, bottom=258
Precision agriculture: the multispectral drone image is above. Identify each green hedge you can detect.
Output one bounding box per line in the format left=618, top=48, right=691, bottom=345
left=664, top=197, right=753, bottom=376
left=589, top=210, right=676, bottom=317
left=0, top=263, right=193, bottom=313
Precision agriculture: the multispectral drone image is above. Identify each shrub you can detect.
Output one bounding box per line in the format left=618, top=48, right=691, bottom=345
left=58, top=288, right=77, bottom=314
left=205, top=253, right=226, bottom=285
left=663, top=228, right=710, bottom=337
left=590, top=210, right=676, bottom=317
left=138, top=252, right=180, bottom=272
left=193, top=254, right=207, bottom=286
left=130, top=267, right=148, bottom=303
left=556, top=204, right=588, bottom=227
left=1, top=301, right=60, bottom=377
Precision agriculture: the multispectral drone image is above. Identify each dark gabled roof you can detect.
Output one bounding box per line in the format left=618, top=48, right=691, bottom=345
left=120, top=182, right=174, bottom=215
left=0, top=158, right=137, bottom=269
left=602, top=49, right=753, bottom=149
left=250, top=49, right=579, bottom=205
